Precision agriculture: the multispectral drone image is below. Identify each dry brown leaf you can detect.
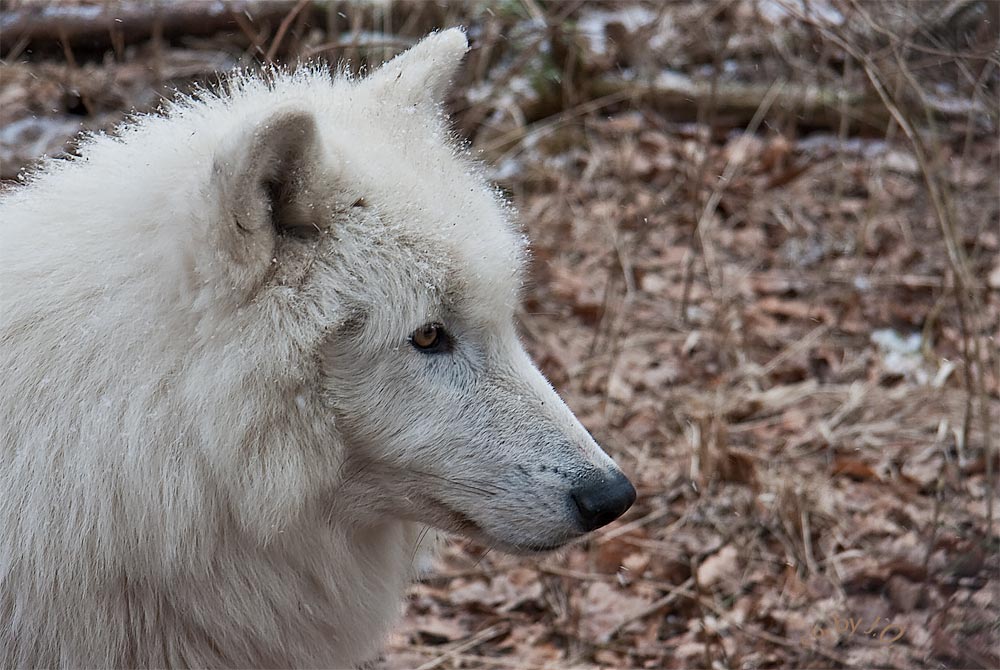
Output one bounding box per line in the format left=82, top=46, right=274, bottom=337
left=831, top=457, right=880, bottom=482
left=697, top=545, right=740, bottom=590
left=886, top=574, right=923, bottom=612
left=579, top=580, right=653, bottom=644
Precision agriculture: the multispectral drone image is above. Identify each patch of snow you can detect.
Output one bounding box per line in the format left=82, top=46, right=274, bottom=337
left=37, top=5, right=103, bottom=21
left=758, top=0, right=845, bottom=26
left=0, top=116, right=82, bottom=163
left=576, top=6, right=660, bottom=56
left=923, top=92, right=988, bottom=116
left=490, top=156, right=522, bottom=182
left=507, top=75, right=536, bottom=99
left=870, top=329, right=936, bottom=385
left=796, top=134, right=890, bottom=159
left=878, top=149, right=919, bottom=175
left=466, top=81, right=493, bottom=104
left=654, top=69, right=694, bottom=91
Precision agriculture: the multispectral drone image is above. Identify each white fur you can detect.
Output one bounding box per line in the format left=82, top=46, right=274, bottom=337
left=0, top=29, right=631, bottom=668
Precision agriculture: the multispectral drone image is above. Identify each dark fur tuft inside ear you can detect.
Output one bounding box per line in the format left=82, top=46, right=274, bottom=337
left=253, top=111, right=321, bottom=238
left=212, top=109, right=322, bottom=275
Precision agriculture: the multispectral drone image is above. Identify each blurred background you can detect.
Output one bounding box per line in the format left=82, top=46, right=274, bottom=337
left=1, top=1, right=997, bottom=668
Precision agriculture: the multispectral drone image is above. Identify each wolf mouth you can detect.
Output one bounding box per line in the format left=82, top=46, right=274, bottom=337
left=433, top=499, right=572, bottom=554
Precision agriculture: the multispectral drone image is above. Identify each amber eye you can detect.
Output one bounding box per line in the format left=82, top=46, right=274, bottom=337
left=410, top=323, right=449, bottom=353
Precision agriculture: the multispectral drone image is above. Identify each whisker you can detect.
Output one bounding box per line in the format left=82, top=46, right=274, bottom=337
left=409, top=525, right=433, bottom=569
left=406, top=468, right=508, bottom=497
left=471, top=545, right=494, bottom=569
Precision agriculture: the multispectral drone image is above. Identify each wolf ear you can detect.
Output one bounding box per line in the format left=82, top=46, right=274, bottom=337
left=212, top=109, right=321, bottom=272
left=363, top=27, right=469, bottom=108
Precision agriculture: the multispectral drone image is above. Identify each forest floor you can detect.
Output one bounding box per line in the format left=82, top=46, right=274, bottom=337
left=1, top=1, right=997, bottom=668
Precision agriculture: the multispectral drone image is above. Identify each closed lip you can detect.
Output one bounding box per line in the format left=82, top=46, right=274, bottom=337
left=431, top=498, right=575, bottom=554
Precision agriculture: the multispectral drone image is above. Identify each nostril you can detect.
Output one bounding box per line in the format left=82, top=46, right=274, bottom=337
left=570, top=471, right=637, bottom=532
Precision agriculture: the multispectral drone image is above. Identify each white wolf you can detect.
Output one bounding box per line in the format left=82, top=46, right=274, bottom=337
left=0, top=29, right=635, bottom=668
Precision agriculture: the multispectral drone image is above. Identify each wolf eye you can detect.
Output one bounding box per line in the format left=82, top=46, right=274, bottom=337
left=410, top=323, right=450, bottom=353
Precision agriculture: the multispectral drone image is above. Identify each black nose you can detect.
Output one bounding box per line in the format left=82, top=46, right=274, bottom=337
left=570, top=471, right=636, bottom=532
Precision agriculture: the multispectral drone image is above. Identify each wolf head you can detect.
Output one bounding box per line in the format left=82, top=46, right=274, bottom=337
left=204, top=29, right=635, bottom=553
left=0, top=26, right=637, bottom=668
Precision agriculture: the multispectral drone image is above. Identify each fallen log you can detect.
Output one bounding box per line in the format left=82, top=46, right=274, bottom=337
left=0, top=1, right=305, bottom=56
left=587, top=74, right=994, bottom=134
left=0, top=0, right=451, bottom=58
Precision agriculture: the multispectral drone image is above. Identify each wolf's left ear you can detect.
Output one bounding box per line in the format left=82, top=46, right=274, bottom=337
left=363, top=27, right=469, bottom=108
left=211, top=109, right=321, bottom=275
